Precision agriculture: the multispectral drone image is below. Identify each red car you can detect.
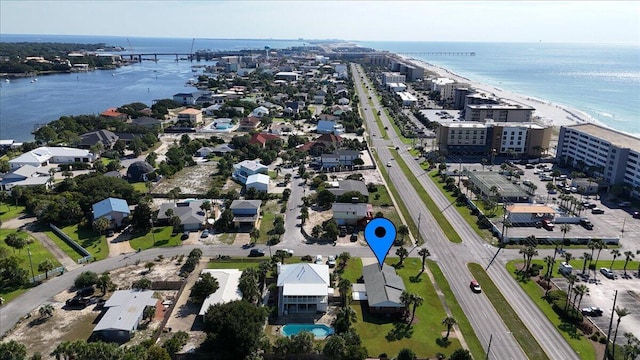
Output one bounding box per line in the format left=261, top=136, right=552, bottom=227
left=470, top=280, right=482, bottom=293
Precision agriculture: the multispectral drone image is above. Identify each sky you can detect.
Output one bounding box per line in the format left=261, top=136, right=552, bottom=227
left=1, top=1, right=638, bottom=44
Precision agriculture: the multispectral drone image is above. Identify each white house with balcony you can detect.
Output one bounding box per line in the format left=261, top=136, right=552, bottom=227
left=232, top=160, right=269, bottom=184
left=277, top=263, right=331, bottom=316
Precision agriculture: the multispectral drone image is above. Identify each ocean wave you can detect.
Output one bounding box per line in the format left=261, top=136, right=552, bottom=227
left=564, top=71, right=640, bottom=81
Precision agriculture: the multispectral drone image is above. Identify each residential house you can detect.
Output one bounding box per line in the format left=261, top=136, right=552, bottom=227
left=275, top=72, right=300, bottom=82
left=126, top=161, right=154, bottom=182
left=316, top=120, right=344, bottom=135
left=320, top=150, right=362, bottom=169
left=331, top=202, right=372, bottom=226
left=229, top=199, right=262, bottom=228
left=361, top=263, right=406, bottom=315
left=246, top=173, right=270, bottom=193
left=331, top=105, right=352, bottom=116
left=8, top=146, right=95, bottom=170
left=100, top=108, right=127, bottom=120
left=269, top=123, right=293, bottom=135
left=198, top=269, right=243, bottom=317
left=131, top=116, right=162, bottom=129
left=284, top=101, right=305, bottom=115
left=250, top=106, right=269, bottom=118
left=315, top=134, right=343, bottom=149
left=157, top=201, right=206, bottom=232
left=313, top=94, right=326, bottom=104
left=177, top=108, right=203, bottom=127
left=327, top=180, right=369, bottom=200
left=0, top=165, right=50, bottom=191
left=173, top=92, right=197, bottom=105
left=249, top=133, right=281, bottom=148
left=203, top=104, right=223, bottom=116
left=238, top=117, right=261, bottom=132
left=210, top=144, right=235, bottom=156
left=337, top=97, right=350, bottom=105
left=92, top=197, right=130, bottom=228
left=232, top=160, right=269, bottom=184
left=318, top=114, right=338, bottom=122
left=78, top=130, right=119, bottom=149
left=92, top=290, right=158, bottom=342
left=277, top=263, right=331, bottom=316
left=196, top=147, right=215, bottom=158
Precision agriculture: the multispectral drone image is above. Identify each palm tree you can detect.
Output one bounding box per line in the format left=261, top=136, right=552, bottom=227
left=592, top=239, right=607, bottom=279
left=622, top=251, right=635, bottom=276
left=581, top=252, right=592, bottom=275
left=39, top=303, right=54, bottom=319
left=442, top=317, right=457, bottom=339
left=249, top=228, right=260, bottom=245
left=96, top=272, right=112, bottom=295
left=560, top=224, right=571, bottom=248
left=564, top=274, right=577, bottom=311
left=333, top=306, right=357, bottom=334
left=572, top=284, right=589, bottom=310
left=338, top=278, right=351, bottom=308
left=612, top=307, right=631, bottom=359
left=397, top=225, right=409, bottom=244
left=520, top=246, right=538, bottom=274
left=543, top=255, right=555, bottom=279
left=610, top=249, right=621, bottom=268
left=417, top=247, right=430, bottom=277
left=300, top=206, right=309, bottom=224
left=409, top=294, right=424, bottom=325
left=396, top=246, right=409, bottom=266
left=239, top=267, right=260, bottom=304
left=168, top=187, right=181, bottom=203
left=400, top=291, right=413, bottom=319
left=38, top=259, right=55, bottom=280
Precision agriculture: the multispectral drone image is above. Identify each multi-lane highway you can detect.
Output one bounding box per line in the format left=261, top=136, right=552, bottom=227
left=352, top=63, right=579, bottom=360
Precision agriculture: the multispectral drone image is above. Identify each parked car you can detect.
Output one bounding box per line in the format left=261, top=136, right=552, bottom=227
left=634, top=211, right=640, bottom=219
left=591, top=208, right=605, bottom=214
left=580, top=218, right=594, bottom=230
left=581, top=307, right=603, bottom=316
left=77, top=287, right=95, bottom=297
left=600, top=267, right=615, bottom=279
left=106, top=229, right=115, bottom=237
left=201, top=229, right=210, bottom=238
left=249, top=248, right=266, bottom=257
left=350, top=233, right=358, bottom=242
left=542, top=219, right=555, bottom=231
left=66, top=296, right=91, bottom=309
left=315, top=255, right=324, bottom=265
left=181, top=231, right=190, bottom=240
left=470, top=280, right=482, bottom=293
left=327, top=256, right=336, bottom=268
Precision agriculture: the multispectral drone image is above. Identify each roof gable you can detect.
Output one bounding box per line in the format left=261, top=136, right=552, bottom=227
left=92, top=197, right=130, bottom=218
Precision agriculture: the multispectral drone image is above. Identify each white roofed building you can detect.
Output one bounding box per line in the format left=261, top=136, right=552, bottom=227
left=277, top=263, right=331, bottom=316
left=92, top=290, right=157, bottom=342
left=8, top=146, right=95, bottom=170
left=198, top=269, right=243, bottom=317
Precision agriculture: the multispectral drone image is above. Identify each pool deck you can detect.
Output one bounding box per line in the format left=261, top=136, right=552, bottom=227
left=270, top=306, right=337, bottom=336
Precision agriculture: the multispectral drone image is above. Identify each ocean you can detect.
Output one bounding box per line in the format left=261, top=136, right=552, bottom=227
left=0, top=35, right=638, bottom=141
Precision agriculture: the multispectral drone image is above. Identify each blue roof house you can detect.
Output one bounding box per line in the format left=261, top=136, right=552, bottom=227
left=92, top=197, right=131, bottom=228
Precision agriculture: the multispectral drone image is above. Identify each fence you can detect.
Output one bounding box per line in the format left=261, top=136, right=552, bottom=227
left=29, top=266, right=65, bottom=283
left=49, top=223, right=93, bottom=264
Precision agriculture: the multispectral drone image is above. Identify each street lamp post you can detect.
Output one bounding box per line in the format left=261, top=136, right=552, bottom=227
left=150, top=218, right=155, bottom=245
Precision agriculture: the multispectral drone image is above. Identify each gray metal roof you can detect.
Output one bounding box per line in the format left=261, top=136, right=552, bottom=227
left=362, top=263, right=406, bottom=308
left=93, top=290, right=157, bottom=332
left=328, top=180, right=369, bottom=197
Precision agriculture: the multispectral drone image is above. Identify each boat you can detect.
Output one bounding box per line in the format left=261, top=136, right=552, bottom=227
left=4, top=79, right=9, bottom=83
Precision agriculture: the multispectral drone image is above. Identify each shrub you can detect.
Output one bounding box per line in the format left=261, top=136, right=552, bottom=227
left=577, top=322, right=593, bottom=335
left=599, top=336, right=607, bottom=344
left=74, top=271, right=98, bottom=288
left=590, top=333, right=600, bottom=341
left=301, top=255, right=313, bottom=262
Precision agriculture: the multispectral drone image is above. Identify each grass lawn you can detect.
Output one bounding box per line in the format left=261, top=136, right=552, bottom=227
left=59, top=224, right=109, bottom=261
left=0, top=204, right=27, bottom=221
left=369, top=185, right=393, bottom=207
left=390, top=149, right=462, bottom=243
left=384, top=109, right=413, bottom=145
left=427, top=261, right=484, bottom=359
left=258, top=201, right=281, bottom=244
left=468, top=263, right=549, bottom=360
left=131, top=182, right=148, bottom=193
left=429, top=171, right=495, bottom=242
left=340, top=257, right=363, bottom=283
left=351, top=257, right=462, bottom=358
left=216, top=232, right=236, bottom=245
left=505, top=261, right=597, bottom=360
left=1, top=229, right=62, bottom=303
left=128, top=226, right=183, bottom=250
left=373, top=150, right=419, bottom=245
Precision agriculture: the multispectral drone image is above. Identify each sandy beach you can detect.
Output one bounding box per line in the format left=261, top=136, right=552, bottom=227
left=398, top=55, right=606, bottom=129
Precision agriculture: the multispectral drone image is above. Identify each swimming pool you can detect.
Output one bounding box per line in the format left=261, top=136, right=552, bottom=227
left=281, top=323, right=334, bottom=339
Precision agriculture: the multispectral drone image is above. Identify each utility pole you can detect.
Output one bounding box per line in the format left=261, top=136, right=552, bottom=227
left=27, top=248, right=35, bottom=283
left=485, top=333, right=493, bottom=360
left=603, top=290, right=618, bottom=360
left=416, top=213, right=422, bottom=245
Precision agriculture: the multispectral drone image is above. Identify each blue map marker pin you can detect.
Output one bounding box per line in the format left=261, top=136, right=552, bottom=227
left=364, top=217, right=397, bottom=269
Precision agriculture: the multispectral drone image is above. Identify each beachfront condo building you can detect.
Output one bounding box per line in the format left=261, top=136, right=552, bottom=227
left=557, top=123, right=640, bottom=194
left=434, top=118, right=550, bottom=157
left=464, top=103, right=535, bottom=123
left=382, top=72, right=406, bottom=86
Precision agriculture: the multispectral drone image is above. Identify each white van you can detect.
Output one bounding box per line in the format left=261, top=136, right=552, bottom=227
left=559, top=262, right=573, bottom=275
left=315, top=255, right=323, bottom=264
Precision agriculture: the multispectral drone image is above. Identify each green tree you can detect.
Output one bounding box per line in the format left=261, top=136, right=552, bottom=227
left=395, top=246, right=408, bottom=266
left=145, top=261, right=155, bottom=273
left=408, top=293, right=424, bottom=325
left=334, top=306, right=357, bottom=334
left=38, top=259, right=55, bottom=280
left=39, top=303, right=55, bottom=319
left=323, top=335, right=346, bottom=360
left=191, top=272, right=220, bottom=303
left=96, top=272, right=113, bottom=295
left=397, top=225, right=409, bottom=244
left=289, top=331, right=315, bottom=355
left=610, top=249, right=621, bottom=268
left=249, top=228, right=260, bottom=245
left=449, top=348, right=472, bottom=360
left=132, top=277, right=152, bottom=289
left=4, top=233, right=27, bottom=254
left=300, top=206, right=309, bottom=224
left=397, top=348, right=417, bottom=360
left=238, top=267, right=261, bottom=304
left=442, top=316, right=457, bottom=339
left=611, top=307, right=631, bottom=360
left=203, top=300, right=268, bottom=360
left=338, top=278, right=351, bottom=308
left=74, top=271, right=98, bottom=288
left=131, top=199, right=153, bottom=233
left=168, top=187, right=181, bottom=203
left=92, top=217, right=111, bottom=236
left=0, top=340, right=27, bottom=360
left=417, top=247, right=430, bottom=277
left=622, top=250, right=635, bottom=275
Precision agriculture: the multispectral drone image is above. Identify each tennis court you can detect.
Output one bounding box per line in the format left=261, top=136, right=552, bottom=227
left=466, top=170, right=529, bottom=200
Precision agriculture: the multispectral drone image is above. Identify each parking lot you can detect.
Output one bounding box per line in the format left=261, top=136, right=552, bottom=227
left=456, top=159, right=640, bottom=247
left=553, top=269, right=640, bottom=344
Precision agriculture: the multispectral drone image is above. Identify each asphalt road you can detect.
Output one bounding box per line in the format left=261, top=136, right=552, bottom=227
left=351, top=64, right=579, bottom=360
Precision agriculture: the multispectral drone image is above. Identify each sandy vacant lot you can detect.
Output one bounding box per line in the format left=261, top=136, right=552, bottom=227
left=4, top=257, right=185, bottom=358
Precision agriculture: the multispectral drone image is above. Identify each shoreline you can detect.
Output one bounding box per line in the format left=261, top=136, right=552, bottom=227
left=397, top=55, right=608, bottom=130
